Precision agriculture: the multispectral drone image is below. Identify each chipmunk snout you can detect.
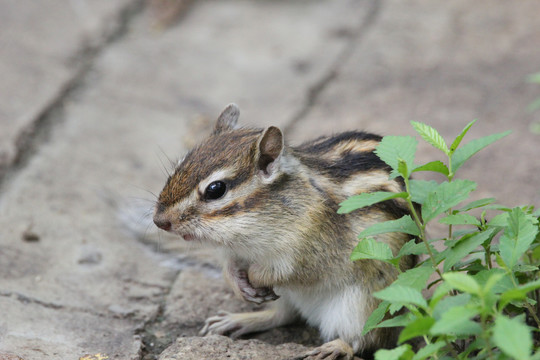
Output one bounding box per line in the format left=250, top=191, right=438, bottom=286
left=153, top=214, right=172, bottom=231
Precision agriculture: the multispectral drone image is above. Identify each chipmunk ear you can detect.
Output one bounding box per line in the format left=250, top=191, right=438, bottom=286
left=214, top=103, right=240, bottom=134
left=257, top=126, right=284, bottom=177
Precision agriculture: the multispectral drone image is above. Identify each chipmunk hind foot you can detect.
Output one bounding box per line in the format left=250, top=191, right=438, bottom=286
left=301, top=339, right=355, bottom=360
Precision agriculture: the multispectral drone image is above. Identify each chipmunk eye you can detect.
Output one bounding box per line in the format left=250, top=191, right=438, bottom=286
left=204, top=181, right=227, bottom=200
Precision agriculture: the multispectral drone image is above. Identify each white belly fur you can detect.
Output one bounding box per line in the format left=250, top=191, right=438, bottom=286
left=277, top=284, right=367, bottom=352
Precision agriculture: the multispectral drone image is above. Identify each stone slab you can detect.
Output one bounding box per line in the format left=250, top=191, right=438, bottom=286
left=0, top=0, right=139, bottom=175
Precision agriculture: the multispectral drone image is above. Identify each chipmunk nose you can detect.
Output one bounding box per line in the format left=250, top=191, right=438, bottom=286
left=153, top=215, right=172, bottom=231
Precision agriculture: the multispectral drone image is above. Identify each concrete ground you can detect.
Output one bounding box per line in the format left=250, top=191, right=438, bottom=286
left=0, top=0, right=539, bottom=359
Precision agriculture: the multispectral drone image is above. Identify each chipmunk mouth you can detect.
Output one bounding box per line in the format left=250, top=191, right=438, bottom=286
left=182, top=233, right=197, bottom=241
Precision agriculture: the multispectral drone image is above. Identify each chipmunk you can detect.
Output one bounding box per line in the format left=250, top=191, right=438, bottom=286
left=153, top=104, right=417, bottom=359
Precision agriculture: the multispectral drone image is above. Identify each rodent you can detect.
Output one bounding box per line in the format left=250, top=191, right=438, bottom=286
left=153, top=104, right=417, bottom=359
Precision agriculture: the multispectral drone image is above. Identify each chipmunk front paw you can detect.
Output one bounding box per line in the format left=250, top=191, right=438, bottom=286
left=236, top=268, right=279, bottom=304
left=200, top=310, right=247, bottom=338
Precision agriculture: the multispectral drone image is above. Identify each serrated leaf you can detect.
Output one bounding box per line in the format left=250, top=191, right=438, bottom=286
left=394, top=266, right=435, bottom=291
left=493, top=315, right=532, bottom=360
left=459, top=197, right=496, bottom=211
left=411, top=121, right=449, bottom=154
left=409, top=180, right=438, bottom=205
left=451, top=131, right=511, bottom=172
left=499, top=207, right=539, bottom=270
left=449, top=119, right=476, bottom=154
left=421, top=180, right=477, bottom=223
left=443, top=272, right=480, bottom=295
left=412, top=160, right=449, bottom=176
left=362, top=301, right=390, bottom=335
left=359, top=215, right=420, bottom=238
left=398, top=316, right=435, bottom=344
left=439, top=213, right=481, bottom=226
left=375, top=136, right=418, bottom=178
left=412, top=341, right=446, bottom=360
left=374, top=285, right=427, bottom=309
left=442, top=228, right=495, bottom=272
left=375, top=345, right=413, bottom=360
left=430, top=306, right=481, bottom=336
left=338, top=192, right=408, bottom=214
left=351, top=237, right=393, bottom=262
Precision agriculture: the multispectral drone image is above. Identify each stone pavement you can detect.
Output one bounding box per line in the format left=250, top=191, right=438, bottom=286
left=0, top=0, right=539, bottom=359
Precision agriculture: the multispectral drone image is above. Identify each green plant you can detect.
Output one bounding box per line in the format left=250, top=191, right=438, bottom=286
left=338, top=121, right=540, bottom=359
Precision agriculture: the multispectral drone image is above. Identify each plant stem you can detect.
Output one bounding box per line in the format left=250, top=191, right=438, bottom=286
left=403, top=176, right=442, bottom=277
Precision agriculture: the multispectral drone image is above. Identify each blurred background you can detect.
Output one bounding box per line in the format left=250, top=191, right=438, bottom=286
left=0, top=1, right=539, bottom=359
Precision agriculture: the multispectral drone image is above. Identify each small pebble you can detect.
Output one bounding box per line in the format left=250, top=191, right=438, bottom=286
left=21, top=229, right=40, bottom=242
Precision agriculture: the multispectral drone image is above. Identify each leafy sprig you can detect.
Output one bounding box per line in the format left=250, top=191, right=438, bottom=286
left=339, top=121, right=540, bottom=359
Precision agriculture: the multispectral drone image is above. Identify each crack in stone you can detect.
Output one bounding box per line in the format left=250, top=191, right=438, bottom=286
left=284, top=0, right=383, bottom=134
left=0, top=0, right=146, bottom=193
left=0, top=290, right=112, bottom=318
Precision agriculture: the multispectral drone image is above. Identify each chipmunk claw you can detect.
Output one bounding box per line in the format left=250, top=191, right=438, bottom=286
left=199, top=310, right=245, bottom=338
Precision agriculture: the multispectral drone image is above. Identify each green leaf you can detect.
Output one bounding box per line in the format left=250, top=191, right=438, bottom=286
left=351, top=237, right=393, bottom=262
left=411, top=121, right=449, bottom=154
left=375, top=136, right=418, bottom=178
left=374, top=285, right=427, bottom=309
left=500, top=279, right=540, bottom=308
left=439, top=213, right=481, bottom=226
left=412, top=161, right=449, bottom=176
left=474, top=269, right=512, bottom=294
left=359, top=215, right=420, bottom=238
left=432, top=293, right=471, bottom=320
left=378, top=313, right=413, bottom=328
left=492, top=315, right=532, bottom=360
left=362, top=301, right=390, bottom=335
left=409, top=180, right=438, bottom=205
left=397, top=239, right=430, bottom=257
left=449, top=119, right=476, bottom=154
left=499, top=207, right=539, bottom=270
left=459, top=197, right=496, bottom=211
left=451, top=130, right=511, bottom=172
left=398, top=316, right=435, bottom=343
left=394, top=266, right=435, bottom=291
left=412, top=341, right=446, bottom=360
left=375, top=345, right=413, bottom=360
left=397, top=159, right=409, bottom=179
left=442, top=229, right=495, bottom=272
left=443, top=272, right=480, bottom=295
left=487, top=212, right=509, bottom=227
left=430, top=306, right=481, bottom=336
left=421, top=180, right=477, bottom=223
left=338, top=191, right=408, bottom=214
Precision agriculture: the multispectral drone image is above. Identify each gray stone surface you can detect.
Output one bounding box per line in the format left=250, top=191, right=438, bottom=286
left=1, top=0, right=539, bottom=359
left=288, top=0, right=540, bottom=207
left=158, top=335, right=312, bottom=360
left=0, top=0, right=140, bottom=175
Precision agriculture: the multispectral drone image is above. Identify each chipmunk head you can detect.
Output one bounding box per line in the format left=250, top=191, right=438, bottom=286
left=153, top=104, right=288, bottom=247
